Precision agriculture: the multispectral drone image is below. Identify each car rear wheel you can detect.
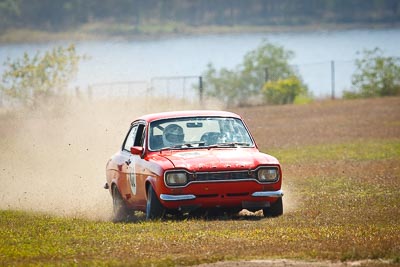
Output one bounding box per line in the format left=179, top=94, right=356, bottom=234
left=112, top=186, right=131, bottom=222
left=146, top=186, right=165, bottom=220
left=263, top=198, right=283, bottom=217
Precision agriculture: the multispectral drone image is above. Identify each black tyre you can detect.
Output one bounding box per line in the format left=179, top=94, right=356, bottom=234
left=189, top=208, right=207, bottom=219
left=227, top=208, right=241, bottom=216
left=112, top=186, right=131, bottom=222
left=263, top=198, right=283, bottom=217
left=146, top=186, right=165, bottom=220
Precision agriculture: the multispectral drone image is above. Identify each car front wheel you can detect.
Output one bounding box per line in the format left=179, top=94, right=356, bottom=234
left=263, top=198, right=283, bottom=217
left=146, top=186, right=165, bottom=220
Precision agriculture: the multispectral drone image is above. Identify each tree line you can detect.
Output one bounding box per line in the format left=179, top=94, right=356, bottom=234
left=1, top=0, right=400, bottom=32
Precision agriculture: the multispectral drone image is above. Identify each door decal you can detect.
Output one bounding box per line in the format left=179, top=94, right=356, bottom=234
left=129, top=166, right=137, bottom=195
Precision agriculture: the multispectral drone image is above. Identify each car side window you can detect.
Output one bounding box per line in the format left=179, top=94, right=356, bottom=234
left=123, top=125, right=138, bottom=151
left=123, top=123, right=146, bottom=152
left=134, top=124, right=145, bottom=147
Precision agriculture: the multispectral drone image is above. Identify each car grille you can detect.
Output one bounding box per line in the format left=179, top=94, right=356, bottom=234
left=190, top=171, right=255, bottom=182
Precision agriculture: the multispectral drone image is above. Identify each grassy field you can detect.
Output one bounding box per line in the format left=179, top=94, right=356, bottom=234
left=0, top=97, right=399, bottom=266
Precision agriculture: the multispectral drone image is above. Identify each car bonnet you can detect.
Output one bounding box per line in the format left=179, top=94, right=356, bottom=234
left=157, top=148, right=278, bottom=172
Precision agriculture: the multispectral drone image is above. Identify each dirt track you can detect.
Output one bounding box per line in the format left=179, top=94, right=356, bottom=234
left=235, top=97, right=400, bottom=149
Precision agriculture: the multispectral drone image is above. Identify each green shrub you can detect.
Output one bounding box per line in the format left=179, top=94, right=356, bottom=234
left=262, top=76, right=308, bottom=105
left=293, top=93, right=314, bottom=105
left=344, top=47, right=400, bottom=99
left=202, top=40, right=307, bottom=107
left=0, top=44, right=84, bottom=106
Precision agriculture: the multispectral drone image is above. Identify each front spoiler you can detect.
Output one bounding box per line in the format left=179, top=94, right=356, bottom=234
left=160, top=190, right=284, bottom=202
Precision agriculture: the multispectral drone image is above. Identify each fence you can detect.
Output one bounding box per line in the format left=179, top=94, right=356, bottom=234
left=149, top=76, right=203, bottom=100
left=87, top=80, right=149, bottom=98
left=0, top=59, right=360, bottom=107
left=86, top=59, right=357, bottom=102
left=293, top=59, right=355, bottom=99
left=88, top=75, right=204, bottom=102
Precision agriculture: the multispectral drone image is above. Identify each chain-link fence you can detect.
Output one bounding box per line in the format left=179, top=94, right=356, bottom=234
left=87, top=80, right=149, bottom=98
left=87, top=76, right=203, bottom=102
left=149, top=76, right=202, bottom=100
left=294, top=59, right=355, bottom=99
left=0, top=59, right=367, bottom=107
left=85, top=60, right=358, bottom=102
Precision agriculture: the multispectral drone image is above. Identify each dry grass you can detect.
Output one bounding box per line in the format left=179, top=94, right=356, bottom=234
left=236, top=97, right=400, bottom=149
left=0, top=96, right=399, bottom=266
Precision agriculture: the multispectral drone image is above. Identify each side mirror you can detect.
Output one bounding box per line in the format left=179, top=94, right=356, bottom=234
left=130, top=146, right=143, bottom=155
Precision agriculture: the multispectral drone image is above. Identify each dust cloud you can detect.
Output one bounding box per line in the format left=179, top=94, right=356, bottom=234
left=0, top=96, right=209, bottom=221
left=280, top=185, right=297, bottom=214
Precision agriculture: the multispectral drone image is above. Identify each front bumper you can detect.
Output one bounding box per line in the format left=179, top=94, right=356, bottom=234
left=160, top=194, right=196, bottom=201
left=160, top=189, right=284, bottom=202
left=251, top=189, right=284, bottom=198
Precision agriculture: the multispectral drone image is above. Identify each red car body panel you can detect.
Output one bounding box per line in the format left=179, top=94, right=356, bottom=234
left=105, top=110, right=283, bottom=218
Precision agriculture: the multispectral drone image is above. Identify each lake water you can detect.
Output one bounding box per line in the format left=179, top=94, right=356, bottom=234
left=1, top=28, right=400, bottom=99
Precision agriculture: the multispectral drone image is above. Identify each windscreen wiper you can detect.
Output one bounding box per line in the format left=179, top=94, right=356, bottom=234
left=159, top=141, right=206, bottom=151
left=208, top=142, right=251, bottom=149
left=174, top=141, right=207, bottom=148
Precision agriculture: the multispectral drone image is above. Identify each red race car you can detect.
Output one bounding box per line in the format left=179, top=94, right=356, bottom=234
left=105, top=110, right=283, bottom=221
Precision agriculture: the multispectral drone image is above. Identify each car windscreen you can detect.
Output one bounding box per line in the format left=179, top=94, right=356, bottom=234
left=148, top=117, right=254, bottom=151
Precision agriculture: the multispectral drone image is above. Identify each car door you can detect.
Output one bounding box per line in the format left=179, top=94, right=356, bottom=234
left=121, top=122, right=147, bottom=209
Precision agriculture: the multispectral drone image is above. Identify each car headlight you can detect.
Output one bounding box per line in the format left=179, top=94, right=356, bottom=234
left=165, top=172, right=188, bottom=186
left=257, top=167, right=279, bottom=182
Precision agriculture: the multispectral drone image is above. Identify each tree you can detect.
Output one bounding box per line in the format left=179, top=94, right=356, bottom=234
left=0, top=44, right=84, bottom=106
left=0, top=0, right=21, bottom=32
left=202, top=40, right=306, bottom=107
left=344, top=47, right=400, bottom=99
left=1, top=1, right=400, bottom=33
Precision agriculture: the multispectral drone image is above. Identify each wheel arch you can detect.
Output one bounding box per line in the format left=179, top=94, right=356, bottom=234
left=111, top=182, right=119, bottom=196
left=145, top=176, right=157, bottom=198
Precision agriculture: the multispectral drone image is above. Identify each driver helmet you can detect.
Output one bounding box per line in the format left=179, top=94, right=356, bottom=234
left=162, top=124, right=184, bottom=147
